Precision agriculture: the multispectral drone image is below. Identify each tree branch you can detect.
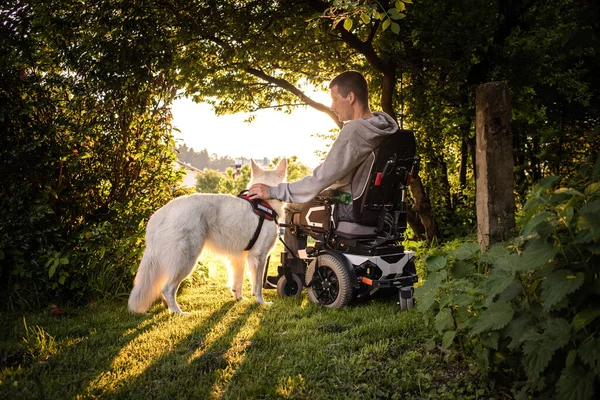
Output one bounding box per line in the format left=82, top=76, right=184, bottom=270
left=243, top=66, right=342, bottom=128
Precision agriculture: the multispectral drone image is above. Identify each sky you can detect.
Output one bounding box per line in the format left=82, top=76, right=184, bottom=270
left=170, top=92, right=338, bottom=169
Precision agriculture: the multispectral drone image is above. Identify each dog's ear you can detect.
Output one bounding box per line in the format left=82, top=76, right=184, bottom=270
left=275, top=158, right=287, bottom=179
left=250, top=159, right=264, bottom=176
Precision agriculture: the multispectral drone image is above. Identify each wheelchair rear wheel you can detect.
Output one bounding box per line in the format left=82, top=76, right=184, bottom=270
left=276, top=274, right=303, bottom=297
left=306, top=253, right=353, bottom=308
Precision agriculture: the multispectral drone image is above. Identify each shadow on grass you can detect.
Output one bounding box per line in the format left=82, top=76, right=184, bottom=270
left=106, top=300, right=258, bottom=399
left=0, top=304, right=171, bottom=399
left=216, top=295, right=471, bottom=399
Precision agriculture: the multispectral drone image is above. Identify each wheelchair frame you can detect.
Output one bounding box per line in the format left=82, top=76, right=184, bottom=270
left=263, top=130, right=420, bottom=310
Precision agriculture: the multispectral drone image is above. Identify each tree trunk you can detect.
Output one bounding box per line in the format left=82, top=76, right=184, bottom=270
left=410, top=176, right=439, bottom=242
left=475, top=82, right=516, bottom=250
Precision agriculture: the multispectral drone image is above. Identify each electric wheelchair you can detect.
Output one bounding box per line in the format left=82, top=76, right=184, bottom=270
left=264, top=129, right=420, bottom=310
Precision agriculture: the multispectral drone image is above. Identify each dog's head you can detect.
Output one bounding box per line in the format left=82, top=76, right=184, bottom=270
left=249, top=158, right=287, bottom=187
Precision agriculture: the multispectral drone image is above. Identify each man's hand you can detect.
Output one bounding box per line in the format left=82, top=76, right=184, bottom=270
left=248, top=183, right=271, bottom=200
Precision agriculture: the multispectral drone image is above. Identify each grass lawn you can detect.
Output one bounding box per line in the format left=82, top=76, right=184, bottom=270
left=0, top=248, right=489, bottom=399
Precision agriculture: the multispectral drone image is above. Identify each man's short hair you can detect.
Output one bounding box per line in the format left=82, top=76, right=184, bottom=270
left=329, top=71, right=369, bottom=106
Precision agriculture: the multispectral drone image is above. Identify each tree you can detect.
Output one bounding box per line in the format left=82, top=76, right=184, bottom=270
left=195, top=169, right=223, bottom=193
left=270, top=156, right=312, bottom=183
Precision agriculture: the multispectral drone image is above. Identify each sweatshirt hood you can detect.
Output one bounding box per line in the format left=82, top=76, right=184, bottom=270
left=346, top=111, right=398, bottom=140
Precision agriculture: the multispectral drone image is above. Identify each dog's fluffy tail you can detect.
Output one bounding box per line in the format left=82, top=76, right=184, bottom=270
left=128, top=250, right=163, bottom=313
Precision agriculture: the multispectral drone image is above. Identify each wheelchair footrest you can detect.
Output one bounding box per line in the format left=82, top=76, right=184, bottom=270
left=263, top=275, right=279, bottom=289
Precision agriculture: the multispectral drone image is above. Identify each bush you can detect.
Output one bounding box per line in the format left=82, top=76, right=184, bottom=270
left=416, top=154, right=600, bottom=399
left=0, top=1, right=188, bottom=308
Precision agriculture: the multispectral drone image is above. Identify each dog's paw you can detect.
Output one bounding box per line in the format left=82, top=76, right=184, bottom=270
left=175, top=311, right=191, bottom=316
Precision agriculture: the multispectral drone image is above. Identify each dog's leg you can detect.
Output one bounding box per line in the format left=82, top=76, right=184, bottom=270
left=247, top=253, right=270, bottom=305
left=230, top=256, right=245, bottom=300
left=161, top=239, right=203, bottom=315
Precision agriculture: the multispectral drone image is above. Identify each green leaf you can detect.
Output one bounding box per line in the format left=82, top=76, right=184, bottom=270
left=395, top=1, right=406, bottom=11
left=453, top=242, right=480, bottom=260
left=480, top=331, right=500, bottom=350
left=60, top=257, right=69, bottom=265
left=593, top=152, right=600, bottom=178
left=442, top=330, right=456, bottom=348
left=58, top=275, right=67, bottom=285
left=522, top=211, right=554, bottom=238
left=382, top=18, right=391, bottom=31
left=584, top=182, right=600, bottom=197
left=48, top=259, right=59, bottom=278
left=424, top=338, right=436, bottom=351
left=572, top=309, right=600, bottom=332
left=574, top=200, right=600, bottom=243
left=478, top=242, right=509, bottom=265
left=475, top=349, right=490, bottom=372
left=483, top=268, right=515, bottom=305
left=505, top=315, right=532, bottom=350
left=471, top=301, right=514, bottom=335
left=538, top=176, right=560, bottom=191
left=391, top=22, right=400, bottom=34
left=434, top=308, right=454, bottom=334
left=578, top=339, right=600, bottom=370
left=565, top=349, right=577, bottom=368
left=451, top=260, right=475, bottom=279
left=541, top=270, right=584, bottom=310
left=426, top=255, right=447, bottom=271
left=343, top=18, right=353, bottom=31
left=403, top=0, right=412, bottom=3
left=360, top=13, right=370, bottom=24
left=388, top=8, right=402, bottom=20
left=415, top=270, right=446, bottom=311
left=522, top=319, right=571, bottom=379
left=556, top=367, right=596, bottom=400
left=554, top=188, right=585, bottom=197
left=517, top=239, right=559, bottom=271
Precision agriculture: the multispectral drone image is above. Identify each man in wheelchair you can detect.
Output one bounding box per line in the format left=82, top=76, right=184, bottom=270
left=248, top=71, right=419, bottom=309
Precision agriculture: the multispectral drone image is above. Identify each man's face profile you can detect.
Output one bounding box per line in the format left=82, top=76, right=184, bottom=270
left=330, top=85, right=353, bottom=122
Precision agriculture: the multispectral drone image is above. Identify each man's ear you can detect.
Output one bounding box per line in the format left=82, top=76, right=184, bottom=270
left=250, top=159, right=263, bottom=176
left=347, top=91, right=356, bottom=105
left=275, top=158, right=287, bottom=179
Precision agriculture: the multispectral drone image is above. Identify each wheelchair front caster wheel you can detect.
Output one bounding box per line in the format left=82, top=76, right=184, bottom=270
left=398, top=287, right=415, bottom=311
left=399, top=297, right=414, bottom=311
left=277, top=274, right=303, bottom=297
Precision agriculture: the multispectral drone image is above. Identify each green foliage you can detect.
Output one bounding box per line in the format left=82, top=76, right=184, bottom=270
left=195, top=157, right=312, bottom=195
left=195, top=169, right=223, bottom=194
left=322, top=0, right=411, bottom=36
left=270, top=156, right=312, bottom=183
left=217, top=166, right=252, bottom=195
left=416, top=155, right=600, bottom=399
left=0, top=0, right=187, bottom=308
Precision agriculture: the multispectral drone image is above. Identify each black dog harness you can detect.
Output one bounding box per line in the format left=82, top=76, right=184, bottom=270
left=237, top=190, right=279, bottom=251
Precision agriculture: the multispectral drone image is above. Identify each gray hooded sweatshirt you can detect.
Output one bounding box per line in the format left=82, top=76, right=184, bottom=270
left=270, top=111, right=399, bottom=203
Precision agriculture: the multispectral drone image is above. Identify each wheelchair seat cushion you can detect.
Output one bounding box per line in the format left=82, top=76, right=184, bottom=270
left=335, top=221, right=379, bottom=238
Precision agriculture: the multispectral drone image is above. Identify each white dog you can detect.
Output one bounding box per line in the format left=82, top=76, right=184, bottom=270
left=128, top=159, right=286, bottom=315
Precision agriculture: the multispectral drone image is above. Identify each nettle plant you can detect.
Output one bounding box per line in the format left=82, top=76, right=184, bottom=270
left=416, top=158, right=600, bottom=399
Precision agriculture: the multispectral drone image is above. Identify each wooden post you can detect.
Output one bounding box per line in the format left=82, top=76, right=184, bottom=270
left=475, top=82, right=515, bottom=251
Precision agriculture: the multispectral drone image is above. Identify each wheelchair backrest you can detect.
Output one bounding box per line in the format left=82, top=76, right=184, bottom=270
left=351, top=129, right=417, bottom=226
